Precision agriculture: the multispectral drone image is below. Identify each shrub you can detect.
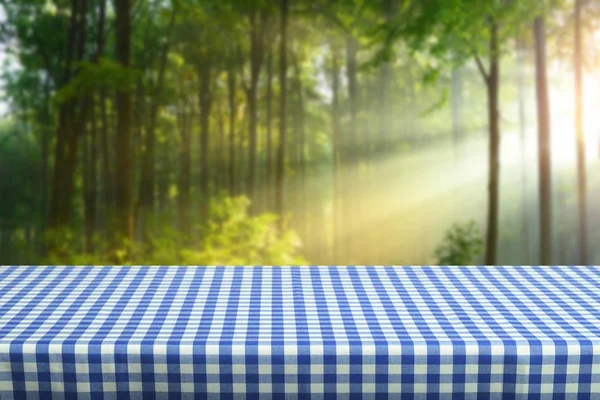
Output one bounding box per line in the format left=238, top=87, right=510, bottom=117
left=434, top=221, right=483, bottom=265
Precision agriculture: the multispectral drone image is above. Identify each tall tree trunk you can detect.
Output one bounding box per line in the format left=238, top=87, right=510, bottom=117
left=265, top=50, right=274, bottom=211
left=137, top=7, right=177, bottom=239
left=197, top=60, right=213, bottom=221
left=247, top=9, right=268, bottom=211
left=516, top=35, right=530, bottom=264
left=292, top=51, right=306, bottom=238
left=84, top=99, right=98, bottom=254
left=61, top=0, right=89, bottom=227
left=534, top=16, right=552, bottom=265
left=344, top=34, right=359, bottom=261
left=115, top=0, right=133, bottom=244
left=331, top=46, right=341, bottom=263
left=227, top=59, right=237, bottom=196
left=49, top=0, right=79, bottom=230
left=275, top=0, right=288, bottom=227
left=178, top=84, right=191, bottom=238
left=100, top=88, right=112, bottom=235
left=484, top=20, right=500, bottom=266
left=574, top=0, right=589, bottom=264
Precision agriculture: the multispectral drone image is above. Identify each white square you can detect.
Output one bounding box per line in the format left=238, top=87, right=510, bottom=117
left=311, top=364, right=323, bottom=375
left=50, top=363, right=63, bottom=374
left=25, top=381, right=39, bottom=392
left=490, top=381, right=503, bottom=393
left=336, top=383, right=350, bottom=393
left=310, top=345, right=323, bottom=355
left=206, top=364, right=220, bottom=375
left=232, top=364, right=245, bottom=375
left=207, top=383, right=220, bottom=393
left=129, top=364, right=141, bottom=374
left=566, top=364, right=579, bottom=375
left=180, top=364, right=193, bottom=374
left=363, top=383, right=375, bottom=393
left=233, top=383, right=246, bottom=393
left=540, top=382, right=554, bottom=394
left=565, top=383, right=578, bottom=393
left=465, top=382, right=478, bottom=393
left=311, top=383, right=324, bottom=393
left=0, top=362, right=10, bottom=373
left=439, top=364, right=453, bottom=375
left=155, top=382, right=168, bottom=392
left=465, top=364, right=478, bottom=375
left=337, top=364, right=349, bottom=375
left=103, top=381, right=117, bottom=392
left=129, top=381, right=143, bottom=392
left=388, top=364, right=401, bottom=375
left=363, top=364, right=375, bottom=375
left=102, top=362, right=115, bottom=375
left=414, top=364, right=427, bottom=375
left=388, top=383, right=401, bottom=393
left=154, top=344, right=167, bottom=355
left=283, top=345, right=297, bottom=356
left=259, top=364, right=271, bottom=375
left=491, top=363, right=503, bottom=375
left=259, top=382, right=272, bottom=393
left=414, top=383, right=427, bottom=393
left=23, top=362, right=37, bottom=373
left=284, top=364, right=297, bottom=375
left=363, top=345, right=376, bottom=356
left=336, top=344, right=350, bottom=356
left=440, top=383, right=452, bottom=393
left=181, top=382, right=195, bottom=393
left=76, top=382, right=90, bottom=393
left=155, top=364, right=168, bottom=374
left=284, top=382, right=298, bottom=393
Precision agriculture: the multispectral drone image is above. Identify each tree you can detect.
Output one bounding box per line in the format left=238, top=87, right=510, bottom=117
left=276, top=0, right=288, bottom=227
left=394, top=0, right=539, bottom=265
left=534, top=14, right=552, bottom=265
left=115, top=0, right=134, bottom=244
left=574, top=0, right=589, bottom=264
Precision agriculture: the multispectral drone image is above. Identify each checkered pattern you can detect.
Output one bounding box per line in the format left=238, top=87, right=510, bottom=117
left=1, top=266, right=600, bottom=398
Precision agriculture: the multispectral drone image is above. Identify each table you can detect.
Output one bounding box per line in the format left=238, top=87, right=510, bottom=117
left=1, top=266, right=599, bottom=399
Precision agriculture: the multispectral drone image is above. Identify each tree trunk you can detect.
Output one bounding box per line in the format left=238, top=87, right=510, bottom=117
left=49, top=0, right=79, bottom=230
left=137, top=7, right=177, bottom=239
left=178, top=84, right=192, bottom=238
left=198, top=60, right=213, bottom=221
left=344, top=34, right=359, bottom=260
left=247, top=9, right=268, bottom=211
left=574, top=0, right=589, bottom=264
left=115, top=0, right=134, bottom=244
left=451, top=65, right=463, bottom=153
left=275, top=0, right=288, bottom=228
left=534, top=16, right=552, bottom=265
left=61, top=0, right=89, bottom=227
left=484, top=20, right=500, bottom=266
left=331, top=46, right=341, bottom=263
left=100, top=88, right=112, bottom=235
left=292, top=51, right=306, bottom=237
left=227, top=59, right=237, bottom=196
left=84, top=99, right=98, bottom=254
left=516, top=35, right=530, bottom=264
left=265, top=50, right=274, bottom=211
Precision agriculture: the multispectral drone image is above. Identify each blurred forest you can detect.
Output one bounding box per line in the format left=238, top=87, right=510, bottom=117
left=0, top=0, right=599, bottom=265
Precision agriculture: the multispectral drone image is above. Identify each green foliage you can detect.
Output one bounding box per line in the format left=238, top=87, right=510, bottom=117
left=54, top=59, right=142, bottom=104
left=434, top=221, right=483, bottom=265
left=43, top=196, right=307, bottom=265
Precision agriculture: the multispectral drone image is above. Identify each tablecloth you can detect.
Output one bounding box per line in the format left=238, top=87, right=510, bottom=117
left=1, top=266, right=600, bottom=399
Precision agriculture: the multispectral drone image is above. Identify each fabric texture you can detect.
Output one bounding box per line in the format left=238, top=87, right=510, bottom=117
left=0, top=266, right=599, bottom=399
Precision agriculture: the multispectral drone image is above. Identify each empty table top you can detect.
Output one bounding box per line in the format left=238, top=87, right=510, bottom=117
left=1, top=266, right=599, bottom=398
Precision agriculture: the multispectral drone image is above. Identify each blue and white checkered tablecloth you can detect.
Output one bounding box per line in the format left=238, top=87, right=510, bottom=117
left=1, top=266, right=600, bottom=399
